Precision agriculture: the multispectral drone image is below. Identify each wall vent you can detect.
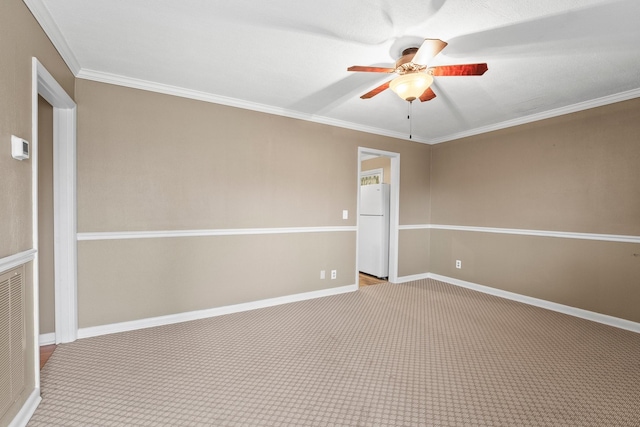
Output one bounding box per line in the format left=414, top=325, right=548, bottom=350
left=0, top=266, right=26, bottom=419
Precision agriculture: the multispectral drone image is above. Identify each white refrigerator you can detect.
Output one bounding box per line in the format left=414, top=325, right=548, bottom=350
left=358, top=183, right=390, bottom=278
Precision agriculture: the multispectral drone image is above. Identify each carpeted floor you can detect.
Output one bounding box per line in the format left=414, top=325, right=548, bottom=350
left=28, top=279, right=640, bottom=426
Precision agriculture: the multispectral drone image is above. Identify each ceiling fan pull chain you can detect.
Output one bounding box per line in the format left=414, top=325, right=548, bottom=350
left=408, top=101, right=413, bottom=139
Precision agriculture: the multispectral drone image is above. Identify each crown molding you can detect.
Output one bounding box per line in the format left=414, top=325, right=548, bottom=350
left=428, top=88, right=640, bottom=144
left=23, top=0, right=81, bottom=75
left=76, top=68, right=429, bottom=144
left=76, top=67, right=640, bottom=145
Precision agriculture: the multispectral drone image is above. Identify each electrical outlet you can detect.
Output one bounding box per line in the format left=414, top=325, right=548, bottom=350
left=455, top=260, right=462, bottom=269
left=342, top=210, right=349, bottom=219
left=331, top=270, right=337, bottom=279
left=320, top=270, right=325, bottom=279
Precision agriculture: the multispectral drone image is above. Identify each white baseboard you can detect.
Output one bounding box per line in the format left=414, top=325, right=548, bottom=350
left=393, top=273, right=430, bottom=283
left=78, top=284, right=358, bottom=339
left=75, top=272, right=639, bottom=340
left=428, top=273, right=640, bottom=334
left=38, top=333, right=55, bottom=346
left=8, top=388, right=41, bottom=427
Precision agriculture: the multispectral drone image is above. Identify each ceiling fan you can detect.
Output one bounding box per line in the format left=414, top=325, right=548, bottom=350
left=348, top=38, right=488, bottom=103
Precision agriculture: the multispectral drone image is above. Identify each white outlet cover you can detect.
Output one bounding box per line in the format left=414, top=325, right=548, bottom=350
left=320, top=270, right=325, bottom=279
left=342, top=210, right=348, bottom=219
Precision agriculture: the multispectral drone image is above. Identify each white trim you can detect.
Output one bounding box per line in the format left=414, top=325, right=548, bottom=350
left=52, top=94, right=78, bottom=345
left=7, top=388, right=41, bottom=427
left=76, top=69, right=428, bottom=143
left=23, top=1, right=81, bottom=75
left=428, top=88, right=640, bottom=144
left=30, top=57, right=41, bottom=396
left=77, top=226, right=357, bottom=241
left=428, top=273, right=640, bottom=334
left=33, top=58, right=78, bottom=345
left=397, top=223, right=640, bottom=244
left=0, top=250, right=36, bottom=274
left=78, top=284, right=357, bottom=339
left=35, top=62, right=75, bottom=109
left=429, top=224, right=640, bottom=244
left=38, top=333, right=56, bottom=346
left=398, top=224, right=431, bottom=230
left=393, top=273, right=430, bottom=284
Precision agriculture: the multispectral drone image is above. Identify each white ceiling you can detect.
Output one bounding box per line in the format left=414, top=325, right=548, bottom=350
left=26, top=0, right=640, bottom=144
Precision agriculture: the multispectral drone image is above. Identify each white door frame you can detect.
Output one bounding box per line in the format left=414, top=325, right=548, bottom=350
left=356, top=147, right=400, bottom=284
left=31, top=58, right=78, bottom=365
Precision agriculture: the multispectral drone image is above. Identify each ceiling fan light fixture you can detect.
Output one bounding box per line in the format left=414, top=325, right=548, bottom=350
left=389, top=73, right=433, bottom=102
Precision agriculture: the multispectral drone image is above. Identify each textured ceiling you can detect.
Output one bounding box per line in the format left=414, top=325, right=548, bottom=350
left=25, top=0, right=640, bottom=143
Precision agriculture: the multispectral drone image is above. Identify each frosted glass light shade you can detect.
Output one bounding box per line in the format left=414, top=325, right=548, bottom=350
left=389, top=73, right=434, bottom=102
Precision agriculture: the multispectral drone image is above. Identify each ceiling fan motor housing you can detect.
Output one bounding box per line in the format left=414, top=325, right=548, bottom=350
left=395, top=47, right=425, bottom=74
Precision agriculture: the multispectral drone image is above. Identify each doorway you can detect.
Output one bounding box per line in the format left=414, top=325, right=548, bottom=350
left=31, top=58, right=78, bottom=390
left=37, top=95, right=56, bottom=345
left=356, top=147, right=400, bottom=287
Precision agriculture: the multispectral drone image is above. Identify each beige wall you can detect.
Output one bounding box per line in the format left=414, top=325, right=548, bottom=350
left=430, top=98, right=640, bottom=323
left=78, top=233, right=355, bottom=327
left=430, top=229, right=640, bottom=322
left=397, top=145, right=431, bottom=226
left=76, top=78, right=640, bottom=326
left=0, top=1, right=74, bottom=425
left=0, top=0, right=74, bottom=259
left=75, top=79, right=432, bottom=328
left=398, top=229, right=430, bottom=277
left=430, top=98, right=640, bottom=235
left=362, top=156, right=391, bottom=184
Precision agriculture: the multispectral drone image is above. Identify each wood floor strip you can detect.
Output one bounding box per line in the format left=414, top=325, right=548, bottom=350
left=39, top=344, right=56, bottom=369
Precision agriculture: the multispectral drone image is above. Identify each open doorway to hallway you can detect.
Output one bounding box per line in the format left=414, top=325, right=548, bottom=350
left=357, top=148, right=400, bottom=288
left=38, top=95, right=56, bottom=346
left=31, top=59, right=78, bottom=393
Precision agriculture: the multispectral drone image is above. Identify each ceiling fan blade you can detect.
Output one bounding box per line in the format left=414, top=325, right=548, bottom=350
left=360, top=81, right=392, bottom=99
left=419, top=87, right=436, bottom=102
left=428, top=63, right=489, bottom=76
left=412, top=38, right=448, bottom=65
left=348, top=66, right=395, bottom=73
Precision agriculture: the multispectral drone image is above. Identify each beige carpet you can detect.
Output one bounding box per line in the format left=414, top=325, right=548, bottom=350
left=29, top=279, right=640, bottom=426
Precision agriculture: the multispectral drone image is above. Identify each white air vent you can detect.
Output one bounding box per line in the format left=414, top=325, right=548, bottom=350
left=0, top=266, right=25, bottom=419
